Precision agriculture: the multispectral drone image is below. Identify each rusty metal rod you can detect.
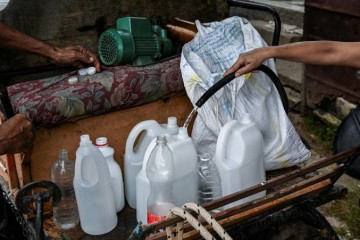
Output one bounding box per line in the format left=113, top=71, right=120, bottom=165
left=212, top=166, right=344, bottom=221
left=146, top=166, right=344, bottom=240
left=203, top=145, right=359, bottom=211
left=139, top=145, right=360, bottom=238
left=179, top=179, right=333, bottom=240
left=224, top=185, right=348, bottom=239
left=217, top=181, right=333, bottom=228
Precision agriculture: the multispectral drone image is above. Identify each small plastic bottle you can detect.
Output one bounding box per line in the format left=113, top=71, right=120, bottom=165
left=146, top=135, right=176, bottom=224
left=198, top=153, right=222, bottom=205
left=51, top=149, right=79, bottom=230
left=96, top=137, right=125, bottom=212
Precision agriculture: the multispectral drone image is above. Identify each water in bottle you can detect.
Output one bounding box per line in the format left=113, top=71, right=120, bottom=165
left=51, top=149, right=79, bottom=230
left=198, top=153, right=222, bottom=205
left=146, top=135, right=176, bottom=224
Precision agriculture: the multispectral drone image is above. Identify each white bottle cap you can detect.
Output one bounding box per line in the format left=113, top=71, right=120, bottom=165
left=241, top=113, right=252, bottom=124
left=167, top=116, right=177, bottom=128
left=78, top=68, right=88, bottom=76
left=68, top=76, right=78, bottom=84
left=87, top=66, right=96, bottom=75
left=80, top=134, right=92, bottom=145
left=177, top=127, right=188, bottom=139
left=96, top=137, right=108, bottom=146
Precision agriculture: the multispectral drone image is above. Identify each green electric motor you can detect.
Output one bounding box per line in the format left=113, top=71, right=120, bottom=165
left=98, top=17, right=173, bottom=66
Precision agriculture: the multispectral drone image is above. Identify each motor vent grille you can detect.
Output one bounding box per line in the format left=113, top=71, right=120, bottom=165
left=99, top=32, right=118, bottom=65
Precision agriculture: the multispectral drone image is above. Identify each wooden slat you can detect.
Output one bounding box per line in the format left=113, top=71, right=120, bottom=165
left=15, top=153, right=32, bottom=188
left=3, top=154, right=19, bottom=190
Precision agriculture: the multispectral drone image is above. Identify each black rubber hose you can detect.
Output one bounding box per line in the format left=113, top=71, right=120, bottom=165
left=194, top=72, right=236, bottom=109
left=194, top=64, right=289, bottom=114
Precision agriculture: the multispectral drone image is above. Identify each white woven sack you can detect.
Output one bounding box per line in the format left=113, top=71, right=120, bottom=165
left=180, top=16, right=311, bottom=170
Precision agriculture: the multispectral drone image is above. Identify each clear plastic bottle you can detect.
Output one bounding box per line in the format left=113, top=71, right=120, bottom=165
left=146, top=135, right=176, bottom=224
left=96, top=137, right=125, bottom=213
left=136, top=127, right=198, bottom=223
left=51, top=149, right=79, bottom=230
left=198, top=153, right=222, bottom=205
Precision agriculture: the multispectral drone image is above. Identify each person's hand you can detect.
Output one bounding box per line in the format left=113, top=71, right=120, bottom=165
left=50, top=45, right=101, bottom=72
left=0, top=114, right=35, bottom=155
left=223, top=47, right=270, bottom=78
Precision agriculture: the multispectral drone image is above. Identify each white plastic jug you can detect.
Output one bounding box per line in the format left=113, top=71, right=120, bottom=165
left=124, top=117, right=179, bottom=209
left=96, top=137, right=125, bottom=213
left=136, top=127, right=198, bottom=223
left=74, top=135, right=117, bottom=235
left=215, top=113, right=266, bottom=209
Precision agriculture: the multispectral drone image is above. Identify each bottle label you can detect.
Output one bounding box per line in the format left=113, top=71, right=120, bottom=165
left=147, top=212, right=166, bottom=224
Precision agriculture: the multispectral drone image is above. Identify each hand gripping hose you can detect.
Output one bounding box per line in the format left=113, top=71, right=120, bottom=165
left=195, top=64, right=289, bottom=114
left=165, top=203, right=232, bottom=240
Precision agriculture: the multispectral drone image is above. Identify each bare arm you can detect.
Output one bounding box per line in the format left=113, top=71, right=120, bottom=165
left=0, top=23, right=103, bottom=156
left=0, top=23, right=101, bottom=72
left=224, top=41, right=360, bottom=77
left=0, top=114, right=34, bottom=155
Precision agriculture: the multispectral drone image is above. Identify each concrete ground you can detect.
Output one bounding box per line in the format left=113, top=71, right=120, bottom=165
left=288, top=111, right=360, bottom=240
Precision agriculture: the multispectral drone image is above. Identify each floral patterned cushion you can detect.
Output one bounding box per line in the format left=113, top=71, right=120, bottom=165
left=7, top=56, right=185, bottom=128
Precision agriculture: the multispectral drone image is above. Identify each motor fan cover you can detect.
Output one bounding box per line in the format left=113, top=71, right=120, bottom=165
left=98, top=17, right=172, bottom=66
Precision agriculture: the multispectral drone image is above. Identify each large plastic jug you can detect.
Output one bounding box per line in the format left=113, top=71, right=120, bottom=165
left=136, top=127, right=198, bottom=223
left=215, top=113, right=266, bottom=209
left=124, top=117, right=179, bottom=209
left=96, top=137, right=125, bottom=213
left=74, top=135, right=117, bottom=235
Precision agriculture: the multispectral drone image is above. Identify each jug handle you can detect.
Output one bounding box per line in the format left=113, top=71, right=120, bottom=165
left=78, top=153, right=99, bottom=187
left=74, top=154, right=87, bottom=186
left=215, top=120, right=237, bottom=168
left=125, top=120, right=158, bottom=157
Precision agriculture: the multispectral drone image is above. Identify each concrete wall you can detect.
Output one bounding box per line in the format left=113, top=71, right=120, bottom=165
left=0, top=0, right=228, bottom=72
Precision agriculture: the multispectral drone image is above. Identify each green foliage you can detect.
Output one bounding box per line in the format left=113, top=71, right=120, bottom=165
left=303, top=112, right=360, bottom=238
left=303, top=113, right=337, bottom=151
left=323, top=191, right=360, bottom=238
